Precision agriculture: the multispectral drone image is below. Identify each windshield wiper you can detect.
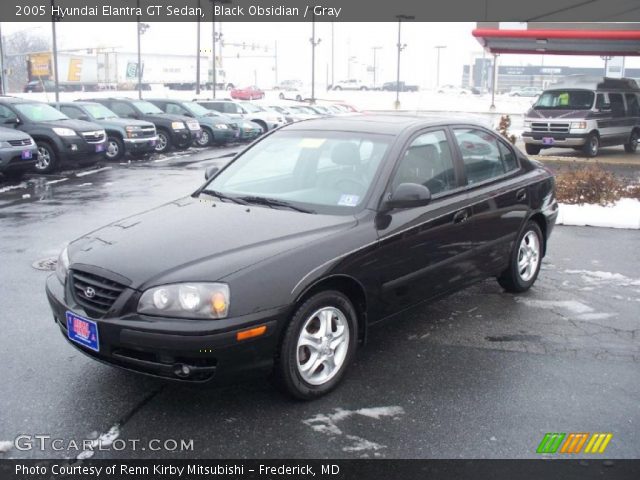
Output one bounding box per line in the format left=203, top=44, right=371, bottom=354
left=239, top=195, right=316, bottom=214
left=199, top=189, right=249, bottom=205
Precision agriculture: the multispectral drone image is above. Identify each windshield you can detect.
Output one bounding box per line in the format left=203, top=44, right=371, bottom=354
left=14, top=103, right=68, bottom=121
left=131, top=100, right=164, bottom=114
left=534, top=90, right=595, bottom=110
left=183, top=101, right=212, bottom=116
left=240, top=103, right=264, bottom=113
left=203, top=130, right=391, bottom=214
left=84, top=103, right=118, bottom=120
left=291, top=106, right=315, bottom=114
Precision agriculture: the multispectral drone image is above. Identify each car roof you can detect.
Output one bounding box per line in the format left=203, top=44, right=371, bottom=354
left=0, top=96, right=41, bottom=104
left=283, top=114, right=466, bottom=135
left=545, top=75, right=640, bottom=92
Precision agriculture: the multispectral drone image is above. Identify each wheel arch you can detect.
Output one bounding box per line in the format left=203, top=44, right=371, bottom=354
left=293, top=274, right=368, bottom=344
left=527, top=212, right=548, bottom=257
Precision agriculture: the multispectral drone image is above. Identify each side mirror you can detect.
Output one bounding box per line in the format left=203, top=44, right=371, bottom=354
left=204, top=166, right=219, bottom=180
left=383, top=183, right=432, bottom=210
left=127, top=113, right=139, bottom=119
left=78, top=115, right=90, bottom=121
left=184, top=112, right=194, bottom=117
left=4, top=117, right=19, bottom=125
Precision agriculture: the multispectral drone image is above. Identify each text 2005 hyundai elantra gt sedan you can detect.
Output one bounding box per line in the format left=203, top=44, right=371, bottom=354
left=46, top=115, right=558, bottom=399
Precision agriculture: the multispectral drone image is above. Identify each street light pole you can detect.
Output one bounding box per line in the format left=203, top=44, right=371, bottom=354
left=51, top=0, right=61, bottom=102
left=309, top=16, right=321, bottom=104
left=0, top=22, right=6, bottom=95
left=395, top=14, right=414, bottom=109
left=331, top=22, right=334, bottom=88
left=196, top=0, right=201, bottom=95
left=372, top=46, right=381, bottom=89
left=434, top=45, right=446, bottom=89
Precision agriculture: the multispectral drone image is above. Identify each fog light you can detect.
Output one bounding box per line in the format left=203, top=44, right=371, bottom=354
left=70, top=144, right=78, bottom=151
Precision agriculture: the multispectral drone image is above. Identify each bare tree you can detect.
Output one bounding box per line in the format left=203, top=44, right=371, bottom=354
left=3, top=30, right=50, bottom=93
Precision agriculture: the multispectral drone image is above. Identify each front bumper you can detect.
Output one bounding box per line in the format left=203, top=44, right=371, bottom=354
left=46, top=275, right=284, bottom=382
left=0, top=146, right=38, bottom=172
left=123, top=135, right=158, bottom=154
left=211, top=128, right=236, bottom=144
left=522, top=132, right=588, bottom=147
left=58, top=137, right=107, bottom=164
left=169, top=129, right=192, bottom=148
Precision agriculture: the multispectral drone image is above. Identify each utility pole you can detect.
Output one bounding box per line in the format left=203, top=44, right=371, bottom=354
left=136, top=0, right=148, bottom=100
left=331, top=22, right=335, bottom=88
left=372, top=46, right=382, bottom=89
left=0, top=22, right=6, bottom=95
left=274, top=40, right=278, bottom=86
left=434, top=45, right=446, bottom=89
left=395, top=14, right=414, bottom=109
left=309, top=16, right=321, bottom=104
left=196, top=0, right=201, bottom=95
left=490, top=53, right=498, bottom=111
left=51, top=0, right=61, bottom=102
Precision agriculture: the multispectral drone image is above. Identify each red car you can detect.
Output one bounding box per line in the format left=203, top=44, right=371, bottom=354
left=230, top=86, right=265, bottom=100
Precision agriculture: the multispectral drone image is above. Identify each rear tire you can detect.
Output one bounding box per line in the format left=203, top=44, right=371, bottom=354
left=525, top=144, right=541, bottom=155
left=582, top=132, right=599, bottom=157
left=624, top=130, right=638, bottom=153
left=498, top=221, right=543, bottom=293
left=275, top=290, right=357, bottom=400
left=34, top=141, right=57, bottom=174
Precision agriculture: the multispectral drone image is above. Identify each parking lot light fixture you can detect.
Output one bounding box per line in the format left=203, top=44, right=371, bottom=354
left=395, top=14, right=414, bottom=110
left=310, top=16, right=321, bottom=104
left=210, top=0, right=232, bottom=99
left=435, top=45, right=446, bottom=88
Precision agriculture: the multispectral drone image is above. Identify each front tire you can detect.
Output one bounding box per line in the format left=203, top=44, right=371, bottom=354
left=275, top=291, right=358, bottom=400
left=498, top=221, right=543, bottom=293
left=34, top=141, right=57, bottom=174
left=105, top=136, right=124, bottom=161
left=278, top=92, right=285, bottom=100
left=624, top=130, right=638, bottom=153
left=582, top=132, right=599, bottom=157
left=525, top=144, right=541, bottom=155
left=195, top=128, right=213, bottom=147
left=155, top=129, right=172, bottom=154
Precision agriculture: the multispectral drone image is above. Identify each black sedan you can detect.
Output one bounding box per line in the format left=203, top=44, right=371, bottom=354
left=46, top=116, right=558, bottom=399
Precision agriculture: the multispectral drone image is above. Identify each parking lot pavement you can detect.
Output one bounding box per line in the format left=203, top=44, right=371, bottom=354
left=0, top=149, right=639, bottom=460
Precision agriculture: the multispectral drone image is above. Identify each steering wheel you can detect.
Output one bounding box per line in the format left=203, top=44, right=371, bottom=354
left=332, top=177, right=367, bottom=193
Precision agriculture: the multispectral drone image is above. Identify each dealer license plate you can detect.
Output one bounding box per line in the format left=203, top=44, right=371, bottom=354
left=66, top=311, right=100, bottom=352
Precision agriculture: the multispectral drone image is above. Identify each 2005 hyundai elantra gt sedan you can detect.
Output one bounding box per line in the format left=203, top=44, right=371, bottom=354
left=46, top=115, right=558, bottom=399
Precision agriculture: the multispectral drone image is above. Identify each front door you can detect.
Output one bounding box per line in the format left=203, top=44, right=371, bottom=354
left=374, top=128, right=477, bottom=317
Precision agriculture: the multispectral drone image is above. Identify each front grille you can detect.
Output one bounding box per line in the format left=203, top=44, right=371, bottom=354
left=531, top=122, right=570, bottom=133
left=70, top=270, right=126, bottom=317
left=7, top=138, right=32, bottom=147
left=139, top=127, right=156, bottom=138
left=81, top=130, right=106, bottom=143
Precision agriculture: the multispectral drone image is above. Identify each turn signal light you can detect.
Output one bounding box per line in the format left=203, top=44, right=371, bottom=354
left=236, top=325, right=267, bottom=341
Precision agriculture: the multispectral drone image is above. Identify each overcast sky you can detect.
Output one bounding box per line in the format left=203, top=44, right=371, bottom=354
left=4, top=22, right=639, bottom=87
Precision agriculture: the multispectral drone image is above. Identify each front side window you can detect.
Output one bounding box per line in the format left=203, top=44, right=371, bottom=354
left=0, top=105, right=18, bottom=123
left=608, top=93, right=625, bottom=118
left=131, top=101, right=163, bottom=115
left=453, top=128, right=507, bottom=185
left=204, top=131, right=391, bottom=214
left=625, top=93, right=640, bottom=116
left=534, top=90, right=595, bottom=110
left=392, top=130, right=456, bottom=195
left=165, top=103, right=187, bottom=115
left=109, top=102, right=136, bottom=118
left=60, top=106, right=84, bottom=119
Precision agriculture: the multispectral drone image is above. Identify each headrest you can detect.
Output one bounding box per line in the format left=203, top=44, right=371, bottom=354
left=331, top=142, right=361, bottom=166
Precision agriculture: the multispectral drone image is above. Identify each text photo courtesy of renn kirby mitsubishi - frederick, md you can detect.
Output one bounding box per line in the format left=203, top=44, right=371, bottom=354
left=0, top=1, right=640, bottom=479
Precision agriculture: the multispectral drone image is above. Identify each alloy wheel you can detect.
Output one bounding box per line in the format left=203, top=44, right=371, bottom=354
left=106, top=140, right=119, bottom=159
left=196, top=130, right=210, bottom=147
left=296, top=307, right=350, bottom=386
left=517, top=231, right=540, bottom=282
left=155, top=133, right=168, bottom=152
left=36, top=146, right=51, bottom=170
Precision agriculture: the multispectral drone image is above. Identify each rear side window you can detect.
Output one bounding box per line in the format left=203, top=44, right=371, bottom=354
left=497, top=141, right=519, bottom=172
left=608, top=93, right=625, bottom=117
left=625, top=93, right=639, bottom=116
left=453, top=128, right=507, bottom=185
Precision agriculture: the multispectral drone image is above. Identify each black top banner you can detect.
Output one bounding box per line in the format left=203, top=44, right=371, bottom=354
left=3, top=0, right=640, bottom=22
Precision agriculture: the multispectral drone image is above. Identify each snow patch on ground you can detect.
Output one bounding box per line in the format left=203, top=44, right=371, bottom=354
left=556, top=199, right=640, bottom=229
left=76, top=425, right=120, bottom=460
left=516, top=298, right=594, bottom=314
left=75, top=167, right=112, bottom=177
left=564, top=270, right=640, bottom=287
left=0, top=441, right=13, bottom=453
left=0, top=182, right=26, bottom=193
left=303, top=406, right=405, bottom=454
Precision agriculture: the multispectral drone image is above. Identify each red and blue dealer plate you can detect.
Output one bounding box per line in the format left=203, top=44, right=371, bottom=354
left=66, top=311, right=100, bottom=352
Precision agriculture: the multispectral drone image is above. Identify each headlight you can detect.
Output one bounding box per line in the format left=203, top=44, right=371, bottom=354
left=171, top=121, right=186, bottom=130
left=186, top=121, right=201, bottom=131
left=55, top=246, right=70, bottom=284
left=524, top=120, right=532, bottom=128
left=214, top=123, right=228, bottom=130
left=0, top=141, right=10, bottom=148
left=571, top=121, right=587, bottom=129
left=138, top=283, right=230, bottom=319
left=52, top=127, right=77, bottom=137
left=125, top=126, right=142, bottom=138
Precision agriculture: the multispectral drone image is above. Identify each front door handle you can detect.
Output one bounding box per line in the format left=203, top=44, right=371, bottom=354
left=453, top=209, right=469, bottom=224
left=516, top=189, right=527, bottom=202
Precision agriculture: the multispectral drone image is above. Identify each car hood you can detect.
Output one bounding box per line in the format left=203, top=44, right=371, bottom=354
left=42, top=118, right=104, bottom=132
left=0, top=126, right=31, bottom=141
left=68, top=197, right=356, bottom=290
left=97, top=118, right=154, bottom=128
left=142, top=113, right=192, bottom=123
left=526, top=108, right=590, bottom=119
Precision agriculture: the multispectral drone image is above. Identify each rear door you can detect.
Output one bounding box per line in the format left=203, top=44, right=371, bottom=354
left=451, top=127, right=530, bottom=277
left=374, top=128, right=477, bottom=316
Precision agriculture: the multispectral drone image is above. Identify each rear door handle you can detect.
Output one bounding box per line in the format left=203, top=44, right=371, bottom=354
left=516, top=189, right=527, bottom=202
left=453, top=209, right=469, bottom=224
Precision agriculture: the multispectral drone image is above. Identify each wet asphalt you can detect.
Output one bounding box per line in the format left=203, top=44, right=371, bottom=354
left=0, top=146, right=639, bottom=460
